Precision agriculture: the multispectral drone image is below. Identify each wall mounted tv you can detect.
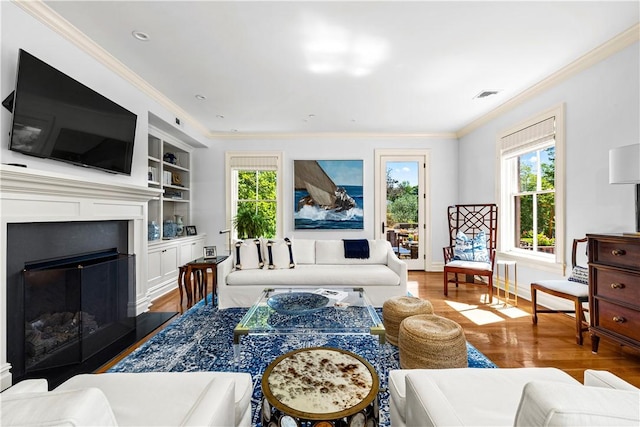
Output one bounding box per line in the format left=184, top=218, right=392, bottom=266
left=5, top=49, right=137, bottom=175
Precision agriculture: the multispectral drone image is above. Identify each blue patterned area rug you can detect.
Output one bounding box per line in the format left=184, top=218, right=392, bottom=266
left=110, top=297, right=496, bottom=426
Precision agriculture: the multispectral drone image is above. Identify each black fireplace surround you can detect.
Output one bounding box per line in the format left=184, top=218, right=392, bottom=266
left=6, top=221, right=136, bottom=387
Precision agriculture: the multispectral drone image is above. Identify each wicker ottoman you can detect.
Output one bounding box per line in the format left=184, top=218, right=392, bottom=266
left=398, top=314, right=468, bottom=369
left=382, top=296, right=434, bottom=346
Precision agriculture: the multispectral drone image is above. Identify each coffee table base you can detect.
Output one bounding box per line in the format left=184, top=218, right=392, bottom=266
left=261, top=396, right=379, bottom=427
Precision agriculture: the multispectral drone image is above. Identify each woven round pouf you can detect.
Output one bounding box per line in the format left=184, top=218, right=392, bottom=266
left=383, top=296, right=434, bottom=346
left=398, top=314, right=468, bottom=369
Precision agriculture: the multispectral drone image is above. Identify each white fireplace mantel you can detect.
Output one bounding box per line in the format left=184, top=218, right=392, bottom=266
left=0, top=164, right=162, bottom=390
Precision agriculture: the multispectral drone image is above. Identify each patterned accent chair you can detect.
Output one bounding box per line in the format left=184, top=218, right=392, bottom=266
left=443, top=204, right=498, bottom=302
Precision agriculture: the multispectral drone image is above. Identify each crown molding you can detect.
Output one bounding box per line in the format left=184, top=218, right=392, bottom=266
left=457, top=23, right=640, bottom=138
left=207, top=131, right=458, bottom=140
left=13, top=0, right=210, bottom=137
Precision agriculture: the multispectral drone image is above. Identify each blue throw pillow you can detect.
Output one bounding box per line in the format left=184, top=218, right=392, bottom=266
left=453, top=231, right=490, bottom=263
left=568, top=265, right=588, bottom=284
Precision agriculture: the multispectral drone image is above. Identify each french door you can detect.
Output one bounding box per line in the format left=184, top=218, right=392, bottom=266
left=375, top=150, right=430, bottom=270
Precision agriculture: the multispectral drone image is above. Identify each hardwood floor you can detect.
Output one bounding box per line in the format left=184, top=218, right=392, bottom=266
left=99, top=271, right=640, bottom=387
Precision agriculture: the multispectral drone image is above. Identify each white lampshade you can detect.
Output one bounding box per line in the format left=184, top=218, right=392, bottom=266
left=609, top=144, right=640, bottom=184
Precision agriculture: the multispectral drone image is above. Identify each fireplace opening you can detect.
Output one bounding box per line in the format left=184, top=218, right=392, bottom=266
left=23, top=249, right=135, bottom=375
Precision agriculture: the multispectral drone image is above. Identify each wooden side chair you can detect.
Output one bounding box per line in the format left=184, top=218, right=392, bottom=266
left=531, top=237, right=589, bottom=345
left=443, top=204, right=498, bottom=302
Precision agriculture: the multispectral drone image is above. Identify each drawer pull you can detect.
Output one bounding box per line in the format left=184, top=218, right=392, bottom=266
left=610, top=282, right=625, bottom=289
left=613, top=316, right=626, bottom=324
left=611, top=249, right=626, bottom=256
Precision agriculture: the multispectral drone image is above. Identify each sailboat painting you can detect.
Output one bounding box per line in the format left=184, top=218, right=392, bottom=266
left=294, top=160, right=364, bottom=230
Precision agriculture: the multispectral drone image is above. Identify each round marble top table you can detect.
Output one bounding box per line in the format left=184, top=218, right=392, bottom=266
left=261, top=347, right=379, bottom=427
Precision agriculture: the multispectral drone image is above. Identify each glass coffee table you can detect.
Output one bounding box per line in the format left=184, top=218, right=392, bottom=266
left=233, top=287, right=385, bottom=361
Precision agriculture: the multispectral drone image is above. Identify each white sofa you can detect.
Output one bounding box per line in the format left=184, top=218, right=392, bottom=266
left=389, top=367, right=640, bottom=427
left=217, top=238, right=408, bottom=308
left=1, top=372, right=253, bottom=426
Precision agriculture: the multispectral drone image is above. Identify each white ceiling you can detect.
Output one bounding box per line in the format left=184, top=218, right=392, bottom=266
left=43, top=1, right=639, bottom=136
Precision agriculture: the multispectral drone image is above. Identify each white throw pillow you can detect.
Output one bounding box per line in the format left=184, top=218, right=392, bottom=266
left=234, top=239, right=264, bottom=270
left=266, top=238, right=295, bottom=269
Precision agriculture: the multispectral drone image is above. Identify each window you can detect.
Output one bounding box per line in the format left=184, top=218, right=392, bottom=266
left=497, top=105, right=565, bottom=271
left=225, top=152, right=282, bottom=241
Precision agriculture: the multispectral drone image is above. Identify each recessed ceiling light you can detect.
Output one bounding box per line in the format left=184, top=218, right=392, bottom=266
left=131, top=31, right=150, bottom=41
left=195, top=94, right=207, bottom=101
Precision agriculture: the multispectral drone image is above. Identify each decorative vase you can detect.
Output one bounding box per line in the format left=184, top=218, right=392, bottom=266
left=148, top=221, right=160, bottom=241
left=163, top=220, right=177, bottom=238
left=175, top=215, right=184, bottom=236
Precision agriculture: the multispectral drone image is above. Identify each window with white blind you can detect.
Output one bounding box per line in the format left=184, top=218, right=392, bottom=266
left=497, top=105, right=565, bottom=270
left=225, top=152, right=282, bottom=241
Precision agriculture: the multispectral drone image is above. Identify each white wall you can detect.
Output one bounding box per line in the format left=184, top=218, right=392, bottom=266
left=458, top=41, right=640, bottom=288
left=192, top=136, right=459, bottom=265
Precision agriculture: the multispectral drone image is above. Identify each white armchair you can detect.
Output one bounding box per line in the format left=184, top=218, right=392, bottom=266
left=389, top=367, right=639, bottom=427
left=1, top=372, right=253, bottom=427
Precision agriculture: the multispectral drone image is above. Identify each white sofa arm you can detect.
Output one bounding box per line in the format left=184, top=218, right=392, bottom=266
left=584, top=369, right=639, bottom=391
left=1, top=379, right=48, bottom=396
left=386, top=246, right=408, bottom=289
left=514, top=380, right=640, bottom=426
left=217, top=255, right=235, bottom=287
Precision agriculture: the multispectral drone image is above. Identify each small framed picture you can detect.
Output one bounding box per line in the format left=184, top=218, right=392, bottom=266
left=185, top=225, right=197, bottom=236
left=203, top=246, right=217, bottom=259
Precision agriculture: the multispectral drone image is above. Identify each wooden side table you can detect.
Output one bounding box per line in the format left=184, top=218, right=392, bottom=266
left=261, top=347, right=379, bottom=426
left=179, top=255, right=228, bottom=306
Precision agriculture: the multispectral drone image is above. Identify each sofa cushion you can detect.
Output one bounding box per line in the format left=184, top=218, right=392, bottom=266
left=234, top=239, right=264, bottom=270
left=227, top=264, right=400, bottom=287
left=292, top=239, right=316, bottom=264
left=514, top=380, right=640, bottom=426
left=1, top=387, right=117, bottom=427
left=266, top=238, right=295, bottom=269
left=315, top=239, right=388, bottom=265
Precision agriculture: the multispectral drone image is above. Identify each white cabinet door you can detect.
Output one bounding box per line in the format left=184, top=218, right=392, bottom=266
left=161, top=245, right=179, bottom=281
left=147, top=248, right=162, bottom=286
left=179, top=237, right=205, bottom=264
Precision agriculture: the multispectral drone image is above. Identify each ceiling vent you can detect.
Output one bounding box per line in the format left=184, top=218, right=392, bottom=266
left=474, top=90, right=500, bottom=99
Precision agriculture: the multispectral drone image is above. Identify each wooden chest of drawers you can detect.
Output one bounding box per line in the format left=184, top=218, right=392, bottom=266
left=588, top=233, right=640, bottom=353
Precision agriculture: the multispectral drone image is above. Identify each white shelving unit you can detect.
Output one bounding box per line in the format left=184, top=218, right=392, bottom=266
left=147, top=124, right=205, bottom=299
left=148, top=126, right=191, bottom=235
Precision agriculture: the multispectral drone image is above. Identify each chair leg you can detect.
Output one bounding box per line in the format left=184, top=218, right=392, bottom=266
left=487, top=274, right=493, bottom=303
left=444, top=271, right=448, bottom=296
left=531, top=287, right=538, bottom=324
left=575, top=298, right=584, bottom=346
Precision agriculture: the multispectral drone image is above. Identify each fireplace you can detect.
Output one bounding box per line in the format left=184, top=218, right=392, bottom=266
left=0, top=165, right=160, bottom=390
left=6, top=221, right=136, bottom=386
left=23, top=249, right=135, bottom=375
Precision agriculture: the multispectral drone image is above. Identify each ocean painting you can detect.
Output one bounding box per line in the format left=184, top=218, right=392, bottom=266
left=294, top=160, right=364, bottom=230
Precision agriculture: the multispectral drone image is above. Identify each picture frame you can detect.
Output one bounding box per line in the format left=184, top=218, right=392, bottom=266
left=203, top=245, right=217, bottom=259
left=185, top=225, right=197, bottom=236
left=294, top=159, right=364, bottom=230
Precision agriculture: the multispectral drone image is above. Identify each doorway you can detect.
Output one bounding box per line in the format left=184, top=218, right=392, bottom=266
left=375, top=150, right=430, bottom=270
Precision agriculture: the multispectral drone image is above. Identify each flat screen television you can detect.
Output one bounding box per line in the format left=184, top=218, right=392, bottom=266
left=6, top=49, right=137, bottom=175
